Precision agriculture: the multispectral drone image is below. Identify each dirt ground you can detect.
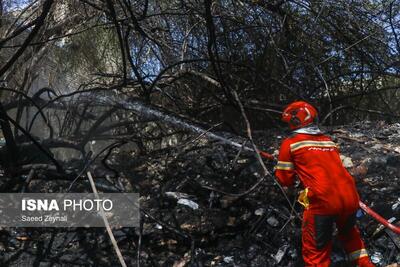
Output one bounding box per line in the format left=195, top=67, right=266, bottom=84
left=0, top=121, right=399, bottom=266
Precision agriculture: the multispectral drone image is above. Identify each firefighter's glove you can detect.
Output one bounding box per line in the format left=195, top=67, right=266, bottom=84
left=298, top=188, right=310, bottom=209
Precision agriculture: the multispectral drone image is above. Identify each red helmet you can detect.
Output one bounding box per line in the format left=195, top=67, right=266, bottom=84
left=281, top=101, right=318, bottom=130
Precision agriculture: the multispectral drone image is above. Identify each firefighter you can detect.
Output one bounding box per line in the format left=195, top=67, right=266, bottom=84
left=274, top=101, right=375, bottom=266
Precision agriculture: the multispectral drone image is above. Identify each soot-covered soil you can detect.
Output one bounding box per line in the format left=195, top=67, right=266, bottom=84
left=0, top=121, right=399, bottom=266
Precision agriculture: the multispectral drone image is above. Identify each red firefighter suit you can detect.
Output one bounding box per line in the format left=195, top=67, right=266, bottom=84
left=275, top=132, right=374, bottom=266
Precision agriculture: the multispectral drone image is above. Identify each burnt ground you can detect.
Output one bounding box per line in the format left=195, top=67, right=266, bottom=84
left=0, top=121, right=400, bottom=266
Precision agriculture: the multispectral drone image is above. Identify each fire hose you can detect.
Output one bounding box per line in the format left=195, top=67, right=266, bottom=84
left=359, top=201, right=400, bottom=235
left=94, top=96, right=400, bottom=235
left=257, top=150, right=400, bottom=235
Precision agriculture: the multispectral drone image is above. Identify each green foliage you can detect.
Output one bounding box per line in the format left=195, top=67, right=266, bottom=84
left=1, top=0, right=399, bottom=125
left=54, top=25, right=121, bottom=77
